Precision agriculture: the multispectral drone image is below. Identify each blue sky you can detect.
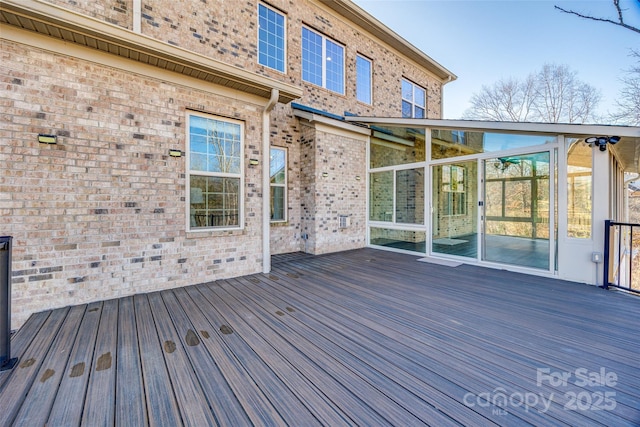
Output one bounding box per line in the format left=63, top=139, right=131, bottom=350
left=352, top=0, right=640, bottom=121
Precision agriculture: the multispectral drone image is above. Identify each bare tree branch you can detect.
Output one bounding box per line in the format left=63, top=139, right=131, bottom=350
left=464, top=64, right=601, bottom=123
left=554, top=1, right=640, bottom=34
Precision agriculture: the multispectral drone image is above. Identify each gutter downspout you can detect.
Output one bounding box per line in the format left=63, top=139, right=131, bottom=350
left=440, top=75, right=453, bottom=119
left=262, top=89, right=279, bottom=274
left=133, top=0, right=141, bottom=33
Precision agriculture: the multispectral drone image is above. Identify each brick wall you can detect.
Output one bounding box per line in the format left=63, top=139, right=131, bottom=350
left=47, top=0, right=133, bottom=28
left=309, top=128, right=367, bottom=254
left=3, top=0, right=449, bottom=324
left=43, top=0, right=443, bottom=119
left=1, top=39, right=267, bottom=326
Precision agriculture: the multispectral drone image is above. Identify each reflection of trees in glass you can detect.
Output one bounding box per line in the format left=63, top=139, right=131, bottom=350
left=270, top=148, right=286, bottom=221
left=567, top=140, right=592, bottom=238
left=485, top=153, right=550, bottom=238
left=189, top=116, right=241, bottom=228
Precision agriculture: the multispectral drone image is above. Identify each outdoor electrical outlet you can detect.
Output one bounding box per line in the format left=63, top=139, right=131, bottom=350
left=592, top=252, right=603, bottom=263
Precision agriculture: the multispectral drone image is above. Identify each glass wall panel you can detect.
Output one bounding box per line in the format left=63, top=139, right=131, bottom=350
left=370, top=227, right=426, bottom=253
left=483, top=152, right=550, bottom=269
left=369, top=171, right=394, bottom=222
left=567, top=138, right=592, bottom=238
left=370, top=126, right=425, bottom=168
left=396, top=168, right=424, bottom=224
left=432, top=129, right=556, bottom=160
left=432, top=160, right=478, bottom=259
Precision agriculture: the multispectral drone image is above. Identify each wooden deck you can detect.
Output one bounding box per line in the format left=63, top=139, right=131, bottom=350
left=1, top=248, right=639, bottom=426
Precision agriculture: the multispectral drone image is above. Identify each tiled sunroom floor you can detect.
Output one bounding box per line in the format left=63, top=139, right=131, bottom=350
left=1, top=248, right=639, bottom=426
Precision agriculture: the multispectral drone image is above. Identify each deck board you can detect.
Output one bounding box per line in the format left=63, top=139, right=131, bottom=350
left=115, top=296, right=148, bottom=427
left=179, top=285, right=288, bottom=426
left=162, top=289, right=252, bottom=426
left=12, top=306, right=85, bottom=427
left=82, top=299, right=118, bottom=426
left=0, top=307, right=69, bottom=426
left=47, top=302, right=102, bottom=426
left=133, top=294, right=183, bottom=427
left=1, top=248, right=639, bottom=426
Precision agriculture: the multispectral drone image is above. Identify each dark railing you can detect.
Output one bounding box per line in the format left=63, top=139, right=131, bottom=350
left=1, top=236, right=17, bottom=371
left=603, top=220, right=640, bottom=294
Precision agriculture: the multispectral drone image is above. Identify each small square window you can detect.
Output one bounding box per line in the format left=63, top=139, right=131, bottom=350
left=401, top=79, right=426, bottom=118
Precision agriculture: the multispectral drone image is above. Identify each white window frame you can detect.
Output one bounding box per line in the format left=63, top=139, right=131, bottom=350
left=270, top=147, right=287, bottom=223
left=401, top=78, right=426, bottom=118
left=356, top=54, right=372, bottom=104
left=301, top=26, right=345, bottom=95
left=257, top=2, right=286, bottom=73
left=186, top=111, right=245, bottom=232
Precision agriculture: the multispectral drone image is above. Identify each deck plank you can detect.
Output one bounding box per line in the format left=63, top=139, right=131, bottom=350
left=0, top=311, right=50, bottom=389
left=209, top=279, right=395, bottom=426
left=226, top=276, right=470, bottom=426
left=11, top=305, right=85, bottom=427
left=161, top=289, right=252, bottom=426
left=194, top=283, right=330, bottom=426
left=47, top=302, right=103, bottom=426
left=178, top=286, right=289, bottom=426
left=0, top=307, right=69, bottom=426
left=146, top=291, right=218, bottom=426
left=278, top=251, right=640, bottom=426
left=115, top=296, right=147, bottom=427
left=82, top=298, right=119, bottom=426
left=260, top=270, right=576, bottom=425
left=133, top=293, right=182, bottom=427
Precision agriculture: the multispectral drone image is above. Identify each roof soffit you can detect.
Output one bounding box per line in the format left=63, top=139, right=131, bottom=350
left=0, top=0, right=302, bottom=104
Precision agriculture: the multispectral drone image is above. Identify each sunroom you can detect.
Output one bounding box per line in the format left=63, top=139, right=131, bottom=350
left=346, top=117, right=640, bottom=286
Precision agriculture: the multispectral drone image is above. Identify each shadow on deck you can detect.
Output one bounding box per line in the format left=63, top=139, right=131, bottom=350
left=1, top=248, right=639, bottom=426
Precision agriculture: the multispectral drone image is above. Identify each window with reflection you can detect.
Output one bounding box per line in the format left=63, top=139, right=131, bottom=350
left=370, top=126, right=425, bottom=169
left=188, top=113, right=243, bottom=229
left=567, top=138, right=592, bottom=238
left=401, top=79, right=426, bottom=118
left=270, top=147, right=286, bottom=222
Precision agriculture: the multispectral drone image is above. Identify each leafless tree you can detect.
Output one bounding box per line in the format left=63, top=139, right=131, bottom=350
left=611, top=50, right=640, bottom=125
left=464, top=64, right=601, bottom=123
left=464, top=76, right=537, bottom=122
left=554, top=0, right=640, bottom=34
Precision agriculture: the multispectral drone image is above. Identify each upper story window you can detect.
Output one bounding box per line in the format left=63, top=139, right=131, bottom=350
left=258, top=3, right=285, bottom=72
left=356, top=54, right=372, bottom=104
left=188, top=113, right=244, bottom=230
left=401, top=79, right=426, bottom=118
left=270, top=147, right=287, bottom=222
left=302, top=27, right=344, bottom=94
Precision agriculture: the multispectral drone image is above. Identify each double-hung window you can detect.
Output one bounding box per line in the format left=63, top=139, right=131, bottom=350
left=401, top=78, right=426, bottom=118
left=302, top=27, right=344, bottom=94
left=188, top=113, right=243, bottom=230
left=258, top=3, right=286, bottom=72
left=270, top=147, right=287, bottom=222
left=356, top=54, right=372, bottom=104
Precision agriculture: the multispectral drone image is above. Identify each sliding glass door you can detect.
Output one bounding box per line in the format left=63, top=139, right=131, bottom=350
left=482, top=152, right=551, bottom=269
